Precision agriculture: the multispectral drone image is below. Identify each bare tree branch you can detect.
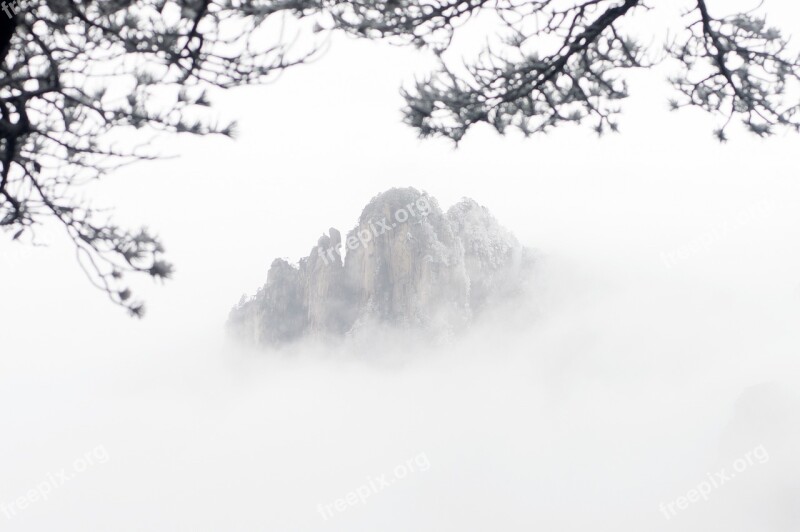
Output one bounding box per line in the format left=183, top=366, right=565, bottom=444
left=4, top=0, right=800, bottom=315
left=1, top=0, right=322, bottom=315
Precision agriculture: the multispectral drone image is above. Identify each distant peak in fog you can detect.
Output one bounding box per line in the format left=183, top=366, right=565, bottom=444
left=228, top=188, right=535, bottom=346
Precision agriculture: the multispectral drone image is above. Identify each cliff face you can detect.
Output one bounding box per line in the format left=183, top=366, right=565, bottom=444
left=228, top=188, right=534, bottom=345
left=447, top=199, right=528, bottom=312
left=343, top=189, right=470, bottom=332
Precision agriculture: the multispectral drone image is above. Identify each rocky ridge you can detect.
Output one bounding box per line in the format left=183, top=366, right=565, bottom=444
left=227, top=188, right=534, bottom=345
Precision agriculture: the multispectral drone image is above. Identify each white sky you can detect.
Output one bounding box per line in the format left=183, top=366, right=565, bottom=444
left=1, top=1, right=800, bottom=530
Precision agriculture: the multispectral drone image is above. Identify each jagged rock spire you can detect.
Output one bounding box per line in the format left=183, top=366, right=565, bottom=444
left=227, top=188, right=534, bottom=346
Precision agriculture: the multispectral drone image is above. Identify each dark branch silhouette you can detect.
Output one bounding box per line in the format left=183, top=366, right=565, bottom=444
left=0, top=0, right=321, bottom=315
left=3, top=0, right=799, bottom=314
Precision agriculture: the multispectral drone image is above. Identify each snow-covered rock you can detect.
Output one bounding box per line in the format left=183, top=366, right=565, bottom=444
left=227, top=188, right=534, bottom=346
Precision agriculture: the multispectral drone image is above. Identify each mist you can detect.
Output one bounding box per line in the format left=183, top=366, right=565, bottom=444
left=3, top=240, right=800, bottom=530
left=3, top=4, right=800, bottom=529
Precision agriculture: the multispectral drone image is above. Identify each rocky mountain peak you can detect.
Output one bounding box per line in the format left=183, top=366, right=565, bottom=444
left=228, top=188, right=534, bottom=346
